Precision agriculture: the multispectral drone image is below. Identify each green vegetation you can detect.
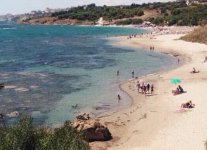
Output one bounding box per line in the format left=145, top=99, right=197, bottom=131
left=52, top=3, right=144, bottom=21
left=115, top=19, right=143, bottom=25
left=0, top=116, right=89, bottom=150
left=181, top=25, right=207, bottom=44
left=24, top=1, right=207, bottom=26
left=150, top=4, right=207, bottom=26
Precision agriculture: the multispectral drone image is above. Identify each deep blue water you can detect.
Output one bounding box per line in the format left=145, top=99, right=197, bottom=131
left=0, top=23, right=176, bottom=126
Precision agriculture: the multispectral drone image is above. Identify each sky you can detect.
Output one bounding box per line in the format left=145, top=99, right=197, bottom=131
left=0, top=0, right=171, bottom=15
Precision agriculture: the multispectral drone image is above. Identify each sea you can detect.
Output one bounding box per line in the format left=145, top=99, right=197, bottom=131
left=0, top=21, right=177, bottom=126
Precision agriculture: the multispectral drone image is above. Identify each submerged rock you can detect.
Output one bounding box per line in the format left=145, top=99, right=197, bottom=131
left=0, top=83, right=5, bottom=89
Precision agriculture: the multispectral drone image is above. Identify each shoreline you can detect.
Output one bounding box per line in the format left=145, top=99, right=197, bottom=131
left=95, top=31, right=207, bottom=150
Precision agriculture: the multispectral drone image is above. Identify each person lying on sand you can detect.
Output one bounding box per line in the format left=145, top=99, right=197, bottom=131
left=190, top=67, right=199, bottom=73
left=172, top=88, right=180, bottom=95
left=172, top=85, right=185, bottom=95
left=181, top=100, right=195, bottom=109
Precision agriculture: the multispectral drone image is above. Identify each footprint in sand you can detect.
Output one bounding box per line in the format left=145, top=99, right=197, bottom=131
left=132, top=130, right=139, bottom=134
left=123, top=113, right=129, bottom=117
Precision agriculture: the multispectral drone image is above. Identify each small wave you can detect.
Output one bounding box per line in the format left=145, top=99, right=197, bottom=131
left=4, top=85, right=17, bottom=89
left=42, top=40, right=49, bottom=43
left=38, top=73, right=48, bottom=77
left=0, top=73, right=8, bottom=77
left=30, top=85, right=39, bottom=89
left=15, top=87, right=29, bottom=92
left=18, top=72, right=32, bottom=76
left=2, top=27, right=16, bottom=30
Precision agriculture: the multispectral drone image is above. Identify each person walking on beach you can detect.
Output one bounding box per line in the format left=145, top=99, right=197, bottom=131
left=177, top=58, right=180, bottom=64
left=137, top=81, right=140, bottom=92
left=151, top=84, right=154, bottom=94
left=147, top=83, right=150, bottom=94
left=143, top=85, right=147, bottom=95
left=141, top=82, right=145, bottom=94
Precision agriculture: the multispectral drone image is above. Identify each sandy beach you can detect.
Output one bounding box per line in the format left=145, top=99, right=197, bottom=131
left=97, top=31, right=207, bottom=150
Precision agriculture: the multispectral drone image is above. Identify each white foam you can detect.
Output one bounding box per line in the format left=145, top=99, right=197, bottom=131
left=30, top=85, right=39, bottom=89
left=2, top=28, right=16, bottom=30
left=5, top=85, right=17, bottom=89
left=15, top=87, right=29, bottom=92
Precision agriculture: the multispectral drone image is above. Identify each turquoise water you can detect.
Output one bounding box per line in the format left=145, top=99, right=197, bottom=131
left=0, top=23, right=176, bottom=126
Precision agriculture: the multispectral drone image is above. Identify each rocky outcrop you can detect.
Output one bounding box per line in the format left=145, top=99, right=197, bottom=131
left=72, top=113, right=112, bottom=142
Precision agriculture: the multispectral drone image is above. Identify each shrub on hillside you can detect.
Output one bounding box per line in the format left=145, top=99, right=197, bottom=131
left=0, top=116, right=89, bottom=150
left=115, top=19, right=143, bottom=25
left=181, top=25, right=207, bottom=44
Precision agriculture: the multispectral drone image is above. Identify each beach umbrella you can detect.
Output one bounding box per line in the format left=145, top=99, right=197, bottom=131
left=169, top=78, right=181, bottom=85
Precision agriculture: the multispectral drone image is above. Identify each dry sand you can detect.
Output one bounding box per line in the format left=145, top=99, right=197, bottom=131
left=97, top=33, right=207, bottom=150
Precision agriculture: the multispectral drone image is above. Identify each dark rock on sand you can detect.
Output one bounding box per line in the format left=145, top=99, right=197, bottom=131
left=83, top=123, right=112, bottom=142
left=73, top=113, right=112, bottom=142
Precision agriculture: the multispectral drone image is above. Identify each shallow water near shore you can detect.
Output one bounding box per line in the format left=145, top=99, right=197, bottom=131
left=0, top=23, right=176, bottom=126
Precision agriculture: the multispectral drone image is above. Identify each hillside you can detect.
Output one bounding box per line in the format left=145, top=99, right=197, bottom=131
left=181, top=25, right=207, bottom=44
left=18, top=2, right=207, bottom=26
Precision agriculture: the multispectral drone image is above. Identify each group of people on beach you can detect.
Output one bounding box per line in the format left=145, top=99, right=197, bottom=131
left=117, top=81, right=154, bottom=101
left=127, top=34, right=137, bottom=39
left=136, top=81, right=154, bottom=95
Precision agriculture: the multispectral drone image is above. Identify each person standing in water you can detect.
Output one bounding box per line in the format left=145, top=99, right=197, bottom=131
left=117, top=70, right=119, bottom=76
left=117, top=94, right=121, bottom=102
left=132, top=70, right=135, bottom=78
